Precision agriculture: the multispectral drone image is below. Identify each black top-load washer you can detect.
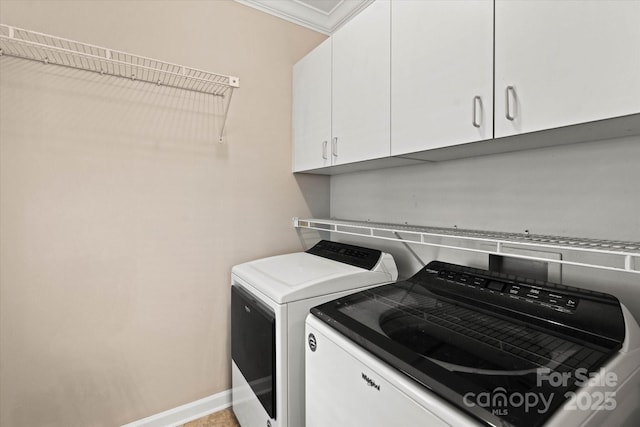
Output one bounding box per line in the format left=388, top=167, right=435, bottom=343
left=307, top=261, right=639, bottom=427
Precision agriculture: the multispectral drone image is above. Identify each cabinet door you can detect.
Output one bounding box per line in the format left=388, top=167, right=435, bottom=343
left=331, top=0, right=391, bottom=165
left=391, top=0, right=493, bottom=156
left=293, top=38, right=332, bottom=172
left=495, top=0, right=640, bottom=138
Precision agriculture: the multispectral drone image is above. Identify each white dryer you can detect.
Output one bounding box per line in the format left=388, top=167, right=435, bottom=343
left=231, top=240, right=397, bottom=427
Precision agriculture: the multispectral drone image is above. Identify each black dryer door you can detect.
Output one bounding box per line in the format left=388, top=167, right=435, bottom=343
left=231, top=285, right=276, bottom=419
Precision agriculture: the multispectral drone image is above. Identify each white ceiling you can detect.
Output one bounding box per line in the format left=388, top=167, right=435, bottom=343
left=234, top=0, right=374, bottom=34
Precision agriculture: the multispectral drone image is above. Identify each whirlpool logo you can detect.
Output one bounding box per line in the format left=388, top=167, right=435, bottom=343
left=361, top=373, right=381, bottom=391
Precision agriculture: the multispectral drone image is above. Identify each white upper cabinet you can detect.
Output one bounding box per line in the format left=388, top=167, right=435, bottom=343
left=331, top=0, right=391, bottom=165
left=293, top=0, right=640, bottom=174
left=495, top=0, right=640, bottom=138
left=293, top=38, right=332, bottom=172
left=391, top=0, right=494, bottom=156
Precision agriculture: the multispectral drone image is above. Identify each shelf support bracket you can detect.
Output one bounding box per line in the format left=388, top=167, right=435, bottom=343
left=625, top=255, right=634, bottom=272
left=219, top=86, right=235, bottom=143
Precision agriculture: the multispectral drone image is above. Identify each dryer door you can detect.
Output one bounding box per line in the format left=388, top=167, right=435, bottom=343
left=231, top=285, right=276, bottom=419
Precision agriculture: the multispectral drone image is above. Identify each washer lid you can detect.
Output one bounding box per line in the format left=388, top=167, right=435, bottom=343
left=232, top=252, right=392, bottom=304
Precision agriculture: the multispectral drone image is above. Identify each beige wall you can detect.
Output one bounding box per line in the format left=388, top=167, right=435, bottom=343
left=0, top=1, right=328, bottom=425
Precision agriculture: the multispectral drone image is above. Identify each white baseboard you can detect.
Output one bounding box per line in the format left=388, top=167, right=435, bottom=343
left=120, top=389, right=232, bottom=427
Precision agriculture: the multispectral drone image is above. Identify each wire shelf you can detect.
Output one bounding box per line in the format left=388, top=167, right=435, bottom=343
left=294, top=218, right=640, bottom=274
left=0, top=24, right=239, bottom=141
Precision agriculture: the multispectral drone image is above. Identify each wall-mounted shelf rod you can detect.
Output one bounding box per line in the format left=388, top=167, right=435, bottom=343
left=0, top=24, right=239, bottom=142
left=294, top=218, right=640, bottom=275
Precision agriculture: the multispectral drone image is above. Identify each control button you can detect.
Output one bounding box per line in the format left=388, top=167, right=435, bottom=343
left=487, top=281, right=505, bottom=292
left=472, top=277, right=487, bottom=287
left=565, top=298, right=578, bottom=309
left=507, top=285, right=523, bottom=296
left=546, top=292, right=565, bottom=305
left=458, top=274, right=471, bottom=284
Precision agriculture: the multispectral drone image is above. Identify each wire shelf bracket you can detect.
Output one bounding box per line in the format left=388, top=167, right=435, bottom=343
left=0, top=24, right=240, bottom=143
left=294, top=218, right=640, bottom=275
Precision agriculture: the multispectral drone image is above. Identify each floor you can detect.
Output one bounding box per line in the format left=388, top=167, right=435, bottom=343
left=180, top=408, right=240, bottom=427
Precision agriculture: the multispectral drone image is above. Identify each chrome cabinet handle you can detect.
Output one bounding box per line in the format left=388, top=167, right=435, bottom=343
left=472, top=96, right=482, bottom=128
left=332, top=137, right=338, bottom=157
left=505, top=86, right=517, bottom=121
left=322, top=140, right=328, bottom=159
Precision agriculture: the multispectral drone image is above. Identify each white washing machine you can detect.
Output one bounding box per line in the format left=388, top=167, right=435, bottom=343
left=306, top=261, right=640, bottom=427
left=231, top=240, right=397, bottom=427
